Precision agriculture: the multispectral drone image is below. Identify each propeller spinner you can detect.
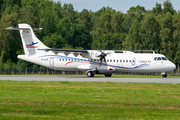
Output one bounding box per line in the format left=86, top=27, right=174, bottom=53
left=97, top=42, right=109, bottom=66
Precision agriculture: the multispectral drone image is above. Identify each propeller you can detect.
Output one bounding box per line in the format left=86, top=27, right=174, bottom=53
left=97, top=42, right=109, bottom=66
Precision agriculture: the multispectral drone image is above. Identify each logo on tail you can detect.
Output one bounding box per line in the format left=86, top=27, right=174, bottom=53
left=26, top=42, right=38, bottom=48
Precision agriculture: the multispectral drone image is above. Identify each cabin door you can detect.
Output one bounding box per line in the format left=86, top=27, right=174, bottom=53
left=49, top=58, right=54, bottom=67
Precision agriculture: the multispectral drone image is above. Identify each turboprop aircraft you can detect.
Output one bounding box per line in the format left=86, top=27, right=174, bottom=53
left=6, top=23, right=176, bottom=78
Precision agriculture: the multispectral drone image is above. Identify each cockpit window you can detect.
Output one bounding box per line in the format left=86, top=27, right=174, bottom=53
left=154, top=57, right=168, bottom=61
left=161, top=57, right=168, bottom=60
left=157, top=57, right=161, bottom=60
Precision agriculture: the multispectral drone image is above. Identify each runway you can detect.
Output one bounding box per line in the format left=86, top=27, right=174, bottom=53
left=0, top=76, right=180, bottom=83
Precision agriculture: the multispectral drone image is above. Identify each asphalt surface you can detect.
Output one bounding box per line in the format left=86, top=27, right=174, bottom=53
left=0, top=76, right=180, bottom=83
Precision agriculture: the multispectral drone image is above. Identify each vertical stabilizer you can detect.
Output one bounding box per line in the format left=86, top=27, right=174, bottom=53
left=18, top=24, right=48, bottom=55
left=6, top=24, right=49, bottom=55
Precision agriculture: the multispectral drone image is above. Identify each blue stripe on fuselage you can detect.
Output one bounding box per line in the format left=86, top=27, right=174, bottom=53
left=38, top=55, right=149, bottom=69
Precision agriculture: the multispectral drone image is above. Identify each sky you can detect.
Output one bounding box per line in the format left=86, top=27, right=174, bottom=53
left=53, top=0, right=180, bottom=13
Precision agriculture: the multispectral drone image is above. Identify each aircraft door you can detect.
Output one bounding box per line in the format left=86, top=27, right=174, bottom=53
left=117, top=59, right=122, bottom=67
left=131, top=58, right=136, bottom=66
left=49, top=58, right=54, bottom=67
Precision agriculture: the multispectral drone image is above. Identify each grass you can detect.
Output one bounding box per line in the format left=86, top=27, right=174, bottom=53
left=0, top=81, right=180, bottom=119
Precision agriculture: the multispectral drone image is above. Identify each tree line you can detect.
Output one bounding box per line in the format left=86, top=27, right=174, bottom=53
left=0, top=0, right=180, bottom=68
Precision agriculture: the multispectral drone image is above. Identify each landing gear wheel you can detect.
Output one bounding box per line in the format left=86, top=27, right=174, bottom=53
left=87, top=71, right=94, bottom=77
left=105, top=74, right=112, bottom=77
left=162, top=74, right=167, bottom=78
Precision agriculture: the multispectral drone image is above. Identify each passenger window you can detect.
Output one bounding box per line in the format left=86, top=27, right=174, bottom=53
left=117, top=60, right=118, bottom=62
left=59, top=59, right=61, bottom=61
left=120, top=60, right=122, bottom=62
left=157, top=57, right=161, bottom=61
left=107, top=59, right=109, bottom=62
left=62, top=59, right=64, bottom=61
left=123, top=60, right=125, bottom=62
left=110, top=60, right=112, bottom=62
left=126, top=60, right=128, bottom=62
left=129, top=60, right=131, bottom=62
left=113, top=60, right=115, bottom=62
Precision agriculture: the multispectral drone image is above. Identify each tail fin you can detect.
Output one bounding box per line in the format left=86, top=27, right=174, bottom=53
left=6, top=23, right=49, bottom=55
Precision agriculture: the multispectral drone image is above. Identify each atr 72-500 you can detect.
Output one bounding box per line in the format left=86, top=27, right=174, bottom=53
left=6, top=24, right=176, bottom=78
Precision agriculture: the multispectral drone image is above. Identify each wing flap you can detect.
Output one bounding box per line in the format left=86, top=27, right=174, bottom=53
left=41, top=49, right=88, bottom=53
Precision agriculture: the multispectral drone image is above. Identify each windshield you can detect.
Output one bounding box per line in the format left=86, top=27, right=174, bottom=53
left=161, top=57, right=168, bottom=60
left=154, top=57, right=168, bottom=61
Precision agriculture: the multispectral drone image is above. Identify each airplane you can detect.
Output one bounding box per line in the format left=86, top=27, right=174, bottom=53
left=6, top=23, right=176, bottom=78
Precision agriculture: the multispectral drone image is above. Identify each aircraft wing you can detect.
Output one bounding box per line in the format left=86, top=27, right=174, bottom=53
left=132, top=50, right=158, bottom=53
left=115, top=50, right=157, bottom=53
left=39, top=48, right=158, bottom=58
left=38, top=48, right=89, bottom=57
left=44, top=48, right=88, bottom=53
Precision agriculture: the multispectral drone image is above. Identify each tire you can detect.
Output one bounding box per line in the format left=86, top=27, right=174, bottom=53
left=105, top=74, right=112, bottom=77
left=87, top=71, right=94, bottom=77
left=162, top=74, right=167, bottom=78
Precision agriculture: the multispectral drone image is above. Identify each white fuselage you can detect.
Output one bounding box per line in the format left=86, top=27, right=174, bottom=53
left=18, top=50, right=176, bottom=74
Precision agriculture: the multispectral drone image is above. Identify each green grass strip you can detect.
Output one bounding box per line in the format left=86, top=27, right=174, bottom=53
left=0, top=81, right=180, bottom=119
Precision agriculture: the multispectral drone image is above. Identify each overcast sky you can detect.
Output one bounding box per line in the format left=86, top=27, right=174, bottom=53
left=53, top=0, right=180, bottom=13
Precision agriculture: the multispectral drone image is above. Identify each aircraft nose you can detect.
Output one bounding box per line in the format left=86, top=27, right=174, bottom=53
left=168, top=62, right=176, bottom=71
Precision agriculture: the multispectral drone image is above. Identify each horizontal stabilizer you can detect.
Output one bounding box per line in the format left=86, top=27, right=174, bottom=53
left=6, top=27, right=42, bottom=30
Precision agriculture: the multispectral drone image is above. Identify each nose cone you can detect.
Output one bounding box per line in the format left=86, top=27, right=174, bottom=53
left=168, top=62, right=176, bottom=71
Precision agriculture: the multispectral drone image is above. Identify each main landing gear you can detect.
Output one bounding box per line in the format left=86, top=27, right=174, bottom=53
left=87, top=71, right=94, bottom=77
left=86, top=71, right=112, bottom=77
left=161, top=72, right=167, bottom=78
left=162, top=74, right=167, bottom=78
left=104, top=74, right=112, bottom=77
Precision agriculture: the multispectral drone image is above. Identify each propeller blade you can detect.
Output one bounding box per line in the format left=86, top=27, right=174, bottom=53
left=97, top=54, right=101, bottom=57
left=98, top=43, right=102, bottom=53
left=99, top=57, right=103, bottom=66
left=103, top=42, right=108, bottom=52
left=103, top=57, right=106, bottom=63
